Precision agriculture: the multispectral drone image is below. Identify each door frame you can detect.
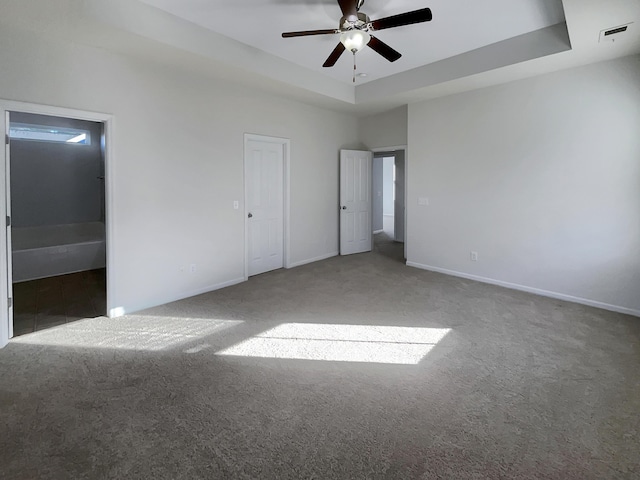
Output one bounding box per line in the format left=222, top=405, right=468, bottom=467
left=243, top=133, right=291, bottom=280
left=371, top=145, right=408, bottom=259
left=0, top=99, right=115, bottom=347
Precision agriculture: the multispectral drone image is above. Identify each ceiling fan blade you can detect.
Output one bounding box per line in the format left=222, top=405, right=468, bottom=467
left=367, top=35, right=401, bottom=62
left=282, top=29, right=339, bottom=38
left=370, top=7, right=433, bottom=31
left=337, top=0, right=358, bottom=18
left=323, top=42, right=346, bottom=67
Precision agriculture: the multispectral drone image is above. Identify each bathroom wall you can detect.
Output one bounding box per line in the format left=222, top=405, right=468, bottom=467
left=10, top=112, right=104, bottom=228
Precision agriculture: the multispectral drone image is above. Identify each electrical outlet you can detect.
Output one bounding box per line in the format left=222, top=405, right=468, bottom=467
left=470, top=251, right=478, bottom=262
left=233, top=201, right=239, bottom=210
left=190, top=264, right=197, bottom=273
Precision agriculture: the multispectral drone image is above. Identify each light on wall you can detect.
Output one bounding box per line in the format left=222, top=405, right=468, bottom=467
left=340, top=29, right=371, bottom=53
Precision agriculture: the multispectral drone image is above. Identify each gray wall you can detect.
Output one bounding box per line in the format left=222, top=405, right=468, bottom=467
left=10, top=112, right=104, bottom=228
left=383, top=157, right=394, bottom=216
left=407, top=55, right=640, bottom=315
left=0, top=20, right=360, bottom=315
left=359, top=106, right=408, bottom=150
left=372, top=157, right=383, bottom=232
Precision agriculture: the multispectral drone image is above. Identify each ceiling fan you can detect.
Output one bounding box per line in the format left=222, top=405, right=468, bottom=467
left=282, top=0, right=433, bottom=78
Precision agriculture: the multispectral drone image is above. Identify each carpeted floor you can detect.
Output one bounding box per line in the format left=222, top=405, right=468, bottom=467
left=1, top=234, right=639, bottom=479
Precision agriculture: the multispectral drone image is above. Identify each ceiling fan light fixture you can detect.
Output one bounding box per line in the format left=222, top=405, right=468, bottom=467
left=340, top=29, right=371, bottom=53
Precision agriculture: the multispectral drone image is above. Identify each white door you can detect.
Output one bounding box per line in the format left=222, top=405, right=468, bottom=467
left=340, top=149, right=372, bottom=255
left=246, top=139, right=284, bottom=276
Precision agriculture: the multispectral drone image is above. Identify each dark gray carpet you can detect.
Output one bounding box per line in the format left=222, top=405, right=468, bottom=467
left=1, top=234, right=639, bottom=479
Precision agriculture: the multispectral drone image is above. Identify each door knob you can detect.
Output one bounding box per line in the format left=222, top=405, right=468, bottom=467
left=248, top=213, right=253, bottom=218
left=341, top=206, right=347, bottom=210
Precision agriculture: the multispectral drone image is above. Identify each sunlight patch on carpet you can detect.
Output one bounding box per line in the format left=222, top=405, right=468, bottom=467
left=11, top=317, right=242, bottom=351
left=216, top=323, right=451, bottom=364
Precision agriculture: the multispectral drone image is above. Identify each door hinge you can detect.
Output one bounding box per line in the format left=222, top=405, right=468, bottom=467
left=5, top=216, right=10, bottom=227
left=5, top=134, right=8, bottom=145
left=7, top=298, right=12, bottom=308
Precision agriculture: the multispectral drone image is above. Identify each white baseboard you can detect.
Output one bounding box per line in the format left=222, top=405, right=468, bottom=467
left=111, top=277, right=246, bottom=317
left=373, top=229, right=384, bottom=234
left=288, top=251, right=339, bottom=269
left=184, top=277, right=246, bottom=299
left=406, top=262, right=640, bottom=318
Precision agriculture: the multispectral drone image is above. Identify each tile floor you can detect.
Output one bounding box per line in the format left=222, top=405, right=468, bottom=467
left=12, top=269, right=106, bottom=336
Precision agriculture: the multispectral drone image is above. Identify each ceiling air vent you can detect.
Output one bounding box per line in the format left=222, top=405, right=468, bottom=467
left=599, top=23, right=633, bottom=43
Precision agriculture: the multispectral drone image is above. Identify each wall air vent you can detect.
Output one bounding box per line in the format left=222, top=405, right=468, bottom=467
left=599, top=23, right=633, bottom=43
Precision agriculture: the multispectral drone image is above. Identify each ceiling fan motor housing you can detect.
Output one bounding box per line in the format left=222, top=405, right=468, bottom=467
left=340, top=12, right=371, bottom=32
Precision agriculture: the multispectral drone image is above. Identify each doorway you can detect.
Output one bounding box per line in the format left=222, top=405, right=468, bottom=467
left=8, top=112, right=106, bottom=336
left=373, top=155, right=396, bottom=238
left=1, top=101, right=113, bottom=346
left=244, top=134, right=290, bottom=278
left=372, top=148, right=406, bottom=261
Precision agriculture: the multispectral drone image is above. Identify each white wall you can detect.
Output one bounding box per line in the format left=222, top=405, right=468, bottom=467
left=372, top=158, right=383, bottom=232
left=393, top=150, right=406, bottom=244
left=408, top=55, right=640, bottom=315
left=382, top=157, right=395, bottom=216
left=359, top=106, right=408, bottom=150
left=0, top=23, right=359, bottom=316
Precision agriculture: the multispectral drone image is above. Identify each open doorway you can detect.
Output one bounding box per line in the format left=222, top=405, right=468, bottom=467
left=7, top=112, right=107, bottom=336
left=374, top=156, right=395, bottom=238
left=372, top=148, right=406, bottom=261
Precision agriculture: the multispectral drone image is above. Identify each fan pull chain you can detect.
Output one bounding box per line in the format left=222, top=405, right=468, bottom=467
left=353, top=52, right=357, bottom=83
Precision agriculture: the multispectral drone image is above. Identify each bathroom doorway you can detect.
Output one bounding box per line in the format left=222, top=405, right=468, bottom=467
left=6, top=111, right=107, bottom=336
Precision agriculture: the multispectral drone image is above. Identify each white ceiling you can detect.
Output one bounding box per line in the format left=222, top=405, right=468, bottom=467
left=137, top=0, right=567, bottom=85
left=2, top=0, right=639, bottom=115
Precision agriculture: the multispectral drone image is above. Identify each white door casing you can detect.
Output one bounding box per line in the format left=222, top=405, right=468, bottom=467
left=340, top=149, right=372, bottom=256
left=2, top=112, right=11, bottom=346
left=245, top=137, right=285, bottom=277
left=394, top=151, right=406, bottom=243
left=0, top=100, right=115, bottom=348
